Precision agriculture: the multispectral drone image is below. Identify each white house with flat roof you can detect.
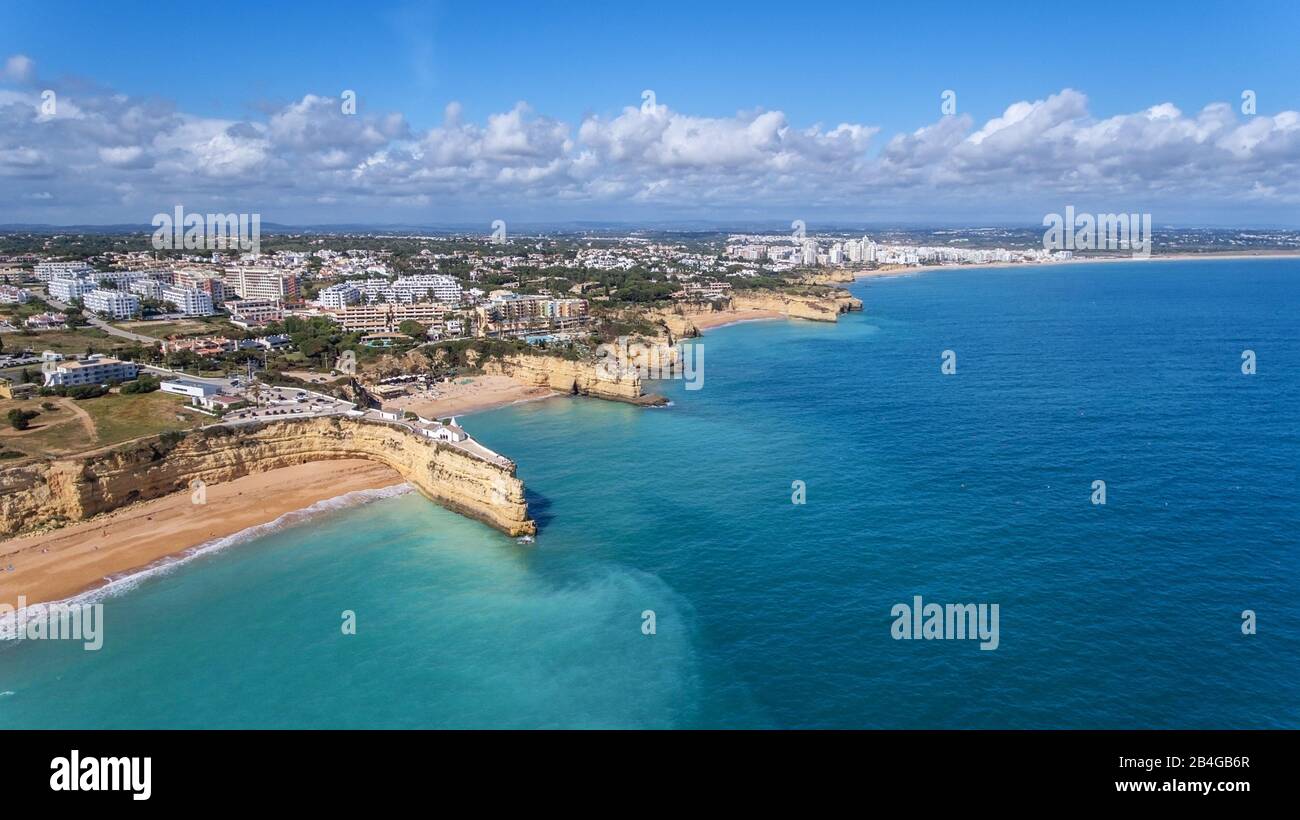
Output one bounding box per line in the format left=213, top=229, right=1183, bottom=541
left=160, top=378, right=219, bottom=402
left=43, top=355, right=139, bottom=387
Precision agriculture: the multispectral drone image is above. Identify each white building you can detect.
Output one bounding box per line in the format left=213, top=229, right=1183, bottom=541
left=93, top=270, right=153, bottom=288
left=224, top=298, right=283, bottom=328
left=83, top=289, right=141, bottom=319
left=801, top=240, right=818, bottom=266
left=0, top=285, right=30, bottom=304
left=348, top=274, right=463, bottom=306
left=162, top=284, right=215, bottom=316
left=390, top=274, right=462, bottom=305
left=34, top=261, right=95, bottom=282
left=315, top=283, right=361, bottom=309
left=226, top=266, right=298, bottom=301
left=160, top=379, right=219, bottom=402
left=43, top=355, right=140, bottom=387
left=128, top=279, right=166, bottom=301
left=47, top=277, right=97, bottom=302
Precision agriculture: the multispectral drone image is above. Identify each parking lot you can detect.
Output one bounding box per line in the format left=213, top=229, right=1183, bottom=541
left=224, top=387, right=354, bottom=425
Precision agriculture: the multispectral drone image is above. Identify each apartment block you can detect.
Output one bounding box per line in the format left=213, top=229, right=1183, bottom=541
left=83, top=289, right=141, bottom=319
left=43, top=355, right=140, bottom=387
left=162, top=284, right=216, bottom=317
left=226, top=266, right=299, bottom=302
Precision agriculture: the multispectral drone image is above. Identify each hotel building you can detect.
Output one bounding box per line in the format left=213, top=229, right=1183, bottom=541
left=335, top=302, right=453, bottom=333
left=227, top=266, right=299, bottom=302
left=33, top=261, right=95, bottom=282
left=47, top=277, right=97, bottom=302
left=162, top=284, right=216, bottom=317
left=225, top=298, right=284, bottom=328
left=474, top=294, right=589, bottom=337
left=83, top=289, right=141, bottom=319
left=43, top=355, right=140, bottom=387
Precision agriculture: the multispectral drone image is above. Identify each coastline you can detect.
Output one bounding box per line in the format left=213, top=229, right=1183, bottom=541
left=690, top=310, right=785, bottom=333
left=384, top=373, right=560, bottom=420
left=0, top=459, right=406, bottom=609
left=8, top=249, right=1292, bottom=611
left=853, top=250, right=1300, bottom=280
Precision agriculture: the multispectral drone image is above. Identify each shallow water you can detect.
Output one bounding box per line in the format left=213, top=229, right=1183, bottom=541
left=2, top=258, right=1296, bottom=728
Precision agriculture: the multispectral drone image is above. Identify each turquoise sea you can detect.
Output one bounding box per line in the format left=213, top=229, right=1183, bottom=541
left=2, top=258, right=1297, bottom=728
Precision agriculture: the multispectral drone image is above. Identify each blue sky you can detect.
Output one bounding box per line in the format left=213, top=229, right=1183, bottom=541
left=2, top=0, right=1300, bottom=225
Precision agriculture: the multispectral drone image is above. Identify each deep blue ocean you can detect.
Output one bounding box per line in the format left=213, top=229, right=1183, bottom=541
left=2, top=259, right=1297, bottom=728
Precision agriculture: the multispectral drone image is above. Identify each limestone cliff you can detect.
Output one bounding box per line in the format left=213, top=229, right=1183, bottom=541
left=732, top=290, right=862, bottom=320
left=480, top=353, right=646, bottom=402
left=795, top=270, right=858, bottom=285
left=0, top=417, right=535, bottom=539
left=647, top=288, right=863, bottom=336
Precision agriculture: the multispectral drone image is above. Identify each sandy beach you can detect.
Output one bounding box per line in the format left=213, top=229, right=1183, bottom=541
left=385, top=373, right=559, bottom=419
left=0, top=459, right=404, bottom=608
left=8, top=249, right=1293, bottom=611
left=690, top=309, right=785, bottom=331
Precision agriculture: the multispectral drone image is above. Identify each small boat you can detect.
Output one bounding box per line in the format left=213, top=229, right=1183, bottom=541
left=516, top=535, right=535, bottom=545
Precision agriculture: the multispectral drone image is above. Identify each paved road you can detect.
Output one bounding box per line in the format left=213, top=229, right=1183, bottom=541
left=41, top=294, right=159, bottom=344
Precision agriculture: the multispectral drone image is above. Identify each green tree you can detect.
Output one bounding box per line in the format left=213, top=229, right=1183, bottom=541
left=398, top=319, right=427, bottom=339
left=6, top=408, right=38, bottom=430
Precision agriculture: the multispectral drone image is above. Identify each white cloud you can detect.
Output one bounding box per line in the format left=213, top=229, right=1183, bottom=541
left=98, top=145, right=150, bottom=168
left=2, top=54, right=34, bottom=83
left=2, top=54, right=1299, bottom=223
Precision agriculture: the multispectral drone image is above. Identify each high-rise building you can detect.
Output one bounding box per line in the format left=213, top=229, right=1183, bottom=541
left=175, top=269, right=228, bottom=305
left=226, top=266, right=299, bottom=302
left=128, top=279, right=166, bottom=301
left=34, top=261, right=95, bottom=282
left=162, top=285, right=215, bottom=317
left=315, top=283, right=362, bottom=309
left=801, top=240, right=818, bottom=266
left=47, top=277, right=98, bottom=301
left=83, top=289, right=141, bottom=319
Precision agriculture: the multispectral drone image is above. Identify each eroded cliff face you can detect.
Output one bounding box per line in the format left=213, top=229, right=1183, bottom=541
left=643, top=307, right=702, bottom=338
left=648, top=289, right=863, bottom=336
left=795, top=270, right=858, bottom=285
left=0, top=417, right=535, bottom=539
left=731, top=290, right=862, bottom=320
left=480, top=353, right=644, bottom=402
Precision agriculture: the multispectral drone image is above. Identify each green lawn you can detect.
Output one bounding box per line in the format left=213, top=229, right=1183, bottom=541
left=112, top=318, right=244, bottom=339
left=8, top=327, right=121, bottom=356
left=0, top=390, right=206, bottom=464
left=0, top=397, right=90, bottom=459
left=79, top=391, right=205, bottom=448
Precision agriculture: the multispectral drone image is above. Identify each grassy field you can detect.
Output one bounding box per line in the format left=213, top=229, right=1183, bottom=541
left=112, top=318, right=243, bottom=339
left=79, top=391, right=205, bottom=448
left=4, top=327, right=123, bottom=356
left=0, top=390, right=204, bottom=463
left=0, top=397, right=93, bottom=459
